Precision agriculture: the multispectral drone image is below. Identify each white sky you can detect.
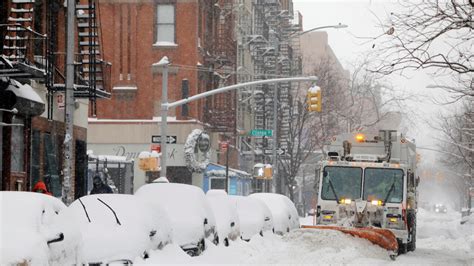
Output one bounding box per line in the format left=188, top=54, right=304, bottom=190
left=293, top=0, right=457, bottom=162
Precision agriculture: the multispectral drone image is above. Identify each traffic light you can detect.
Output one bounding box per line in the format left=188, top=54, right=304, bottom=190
left=307, top=87, right=322, bottom=112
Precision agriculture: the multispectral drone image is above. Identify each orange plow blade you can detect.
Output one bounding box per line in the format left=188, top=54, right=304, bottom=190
left=301, top=225, right=399, bottom=252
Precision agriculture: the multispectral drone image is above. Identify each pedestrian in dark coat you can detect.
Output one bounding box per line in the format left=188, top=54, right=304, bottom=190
left=90, top=175, right=113, bottom=194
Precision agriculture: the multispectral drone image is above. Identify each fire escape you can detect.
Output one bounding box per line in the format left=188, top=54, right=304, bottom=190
left=0, top=0, right=111, bottom=118
left=205, top=0, right=237, bottom=133
left=52, top=0, right=111, bottom=117
left=0, top=0, right=46, bottom=82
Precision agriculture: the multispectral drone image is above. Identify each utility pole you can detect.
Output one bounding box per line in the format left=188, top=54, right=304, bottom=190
left=158, top=57, right=169, bottom=179
left=62, top=0, right=75, bottom=205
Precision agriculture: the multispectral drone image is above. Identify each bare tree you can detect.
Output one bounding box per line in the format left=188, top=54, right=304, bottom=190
left=278, top=94, right=319, bottom=201
left=372, top=0, right=473, bottom=99
left=435, top=99, right=474, bottom=208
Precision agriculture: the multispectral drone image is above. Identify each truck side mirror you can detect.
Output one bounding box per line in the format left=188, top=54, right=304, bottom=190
left=416, top=176, right=420, bottom=187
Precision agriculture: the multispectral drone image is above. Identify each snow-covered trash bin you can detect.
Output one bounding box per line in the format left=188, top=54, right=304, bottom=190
left=135, top=183, right=218, bottom=256
left=0, top=192, right=82, bottom=265
left=62, top=194, right=172, bottom=264
left=228, top=195, right=274, bottom=241
left=249, top=193, right=300, bottom=235
left=205, top=190, right=240, bottom=246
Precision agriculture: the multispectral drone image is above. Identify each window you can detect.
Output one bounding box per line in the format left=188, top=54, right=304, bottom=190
left=43, top=133, right=61, bottom=196
left=363, top=168, right=404, bottom=203
left=321, top=166, right=362, bottom=201
left=210, top=178, right=226, bottom=190
left=10, top=117, right=25, bottom=172
left=156, top=4, right=175, bottom=44
left=30, top=130, right=41, bottom=187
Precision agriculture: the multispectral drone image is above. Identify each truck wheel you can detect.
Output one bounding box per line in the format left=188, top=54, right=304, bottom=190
left=407, top=213, right=417, bottom=252
left=397, top=239, right=407, bottom=255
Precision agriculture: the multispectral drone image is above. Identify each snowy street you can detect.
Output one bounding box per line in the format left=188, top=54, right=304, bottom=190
left=136, top=208, right=473, bottom=265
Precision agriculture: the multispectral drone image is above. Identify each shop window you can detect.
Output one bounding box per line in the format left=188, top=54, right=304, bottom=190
left=43, top=133, right=61, bottom=196
left=30, top=130, right=41, bottom=187
left=210, top=178, right=226, bottom=190
left=10, top=116, right=25, bottom=172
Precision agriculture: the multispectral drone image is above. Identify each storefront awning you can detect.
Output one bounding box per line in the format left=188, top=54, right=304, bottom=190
left=6, top=79, right=45, bottom=116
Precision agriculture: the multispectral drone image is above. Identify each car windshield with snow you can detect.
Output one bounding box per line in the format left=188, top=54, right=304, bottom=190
left=0, top=192, right=80, bottom=265
left=135, top=183, right=218, bottom=256
left=63, top=194, right=172, bottom=264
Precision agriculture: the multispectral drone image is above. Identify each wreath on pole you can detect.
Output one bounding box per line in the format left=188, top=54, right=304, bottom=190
left=184, top=129, right=211, bottom=173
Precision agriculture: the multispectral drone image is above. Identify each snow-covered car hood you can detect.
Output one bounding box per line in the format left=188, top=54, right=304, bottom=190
left=206, top=190, right=240, bottom=242
left=64, top=194, right=172, bottom=263
left=135, top=183, right=216, bottom=247
left=229, top=196, right=273, bottom=240
left=1, top=192, right=81, bottom=265
left=250, top=193, right=300, bottom=234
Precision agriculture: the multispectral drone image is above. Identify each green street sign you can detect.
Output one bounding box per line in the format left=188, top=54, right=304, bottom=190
left=250, top=129, right=273, bottom=137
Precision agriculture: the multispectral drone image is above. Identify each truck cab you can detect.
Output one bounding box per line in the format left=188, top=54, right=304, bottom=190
left=315, top=130, right=419, bottom=253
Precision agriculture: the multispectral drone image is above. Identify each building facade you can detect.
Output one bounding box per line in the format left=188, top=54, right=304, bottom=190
left=0, top=0, right=107, bottom=198
left=89, top=0, right=240, bottom=190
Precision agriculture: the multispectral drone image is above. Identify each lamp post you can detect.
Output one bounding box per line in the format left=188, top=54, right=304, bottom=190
left=152, top=56, right=317, bottom=181
left=272, top=23, right=348, bottom=194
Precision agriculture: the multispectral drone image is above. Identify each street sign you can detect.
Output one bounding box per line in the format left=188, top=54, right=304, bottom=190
left=264, top=148, right=285, bottom=155
left=250, top=129, right=273, bottom=137
left=151, top=135, right=177, bottom=144
left=277, top=148, right=285, bottom=155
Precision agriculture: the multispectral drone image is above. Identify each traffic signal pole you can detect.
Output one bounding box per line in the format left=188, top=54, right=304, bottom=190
left=154, top=56, right=317, bottom=180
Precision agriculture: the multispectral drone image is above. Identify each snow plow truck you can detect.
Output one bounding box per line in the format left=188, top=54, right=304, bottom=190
left=303, top=130, right=419, bottom=259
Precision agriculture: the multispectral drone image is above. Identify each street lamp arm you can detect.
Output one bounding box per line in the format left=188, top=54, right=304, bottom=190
left=167, top=76, right=318, bottom=109
left=292, top=23, right=348, bottom=37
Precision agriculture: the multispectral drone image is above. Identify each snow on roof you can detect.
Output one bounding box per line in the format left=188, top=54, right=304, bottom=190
left=8, top=79, right=44, bottom=104
left=206, top=163, right=251, bottom=179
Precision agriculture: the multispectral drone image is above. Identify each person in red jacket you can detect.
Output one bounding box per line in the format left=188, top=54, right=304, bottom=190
left=33, top=181, right=52, bottom=196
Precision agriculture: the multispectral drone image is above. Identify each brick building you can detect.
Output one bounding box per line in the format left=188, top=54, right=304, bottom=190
left=1, top=0, right=107, bottom=198
left=88, top=0, right=239, bottom=189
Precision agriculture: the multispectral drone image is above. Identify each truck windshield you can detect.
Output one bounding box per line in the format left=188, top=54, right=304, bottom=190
left=321, top=166, right=362, bottom=201
left=363, top=168, right=404, bottom=203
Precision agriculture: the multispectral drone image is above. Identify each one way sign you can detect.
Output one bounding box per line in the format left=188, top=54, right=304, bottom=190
left=152, top=135, right=177, bottom=144
left=264, top=148, right=285, bottom=156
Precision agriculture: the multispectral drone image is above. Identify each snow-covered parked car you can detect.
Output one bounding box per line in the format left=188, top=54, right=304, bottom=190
left=250, top=193, right=300, bottom=235
left=229, top=195, right=274, bottom=241
left=205, top=190, right=240, bottom=246
left=64, top=194, right=172, bottom=264
left=0, top=192, right=81, bottom=265
left=135, top=183, right=218, bottom=256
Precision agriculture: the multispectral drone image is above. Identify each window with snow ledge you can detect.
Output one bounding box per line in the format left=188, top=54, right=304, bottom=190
left=152, top=41, right=178, bottom=48
left=113, top=86, right=138, bottom=91
left=155, top=3, right=176, bottom=46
